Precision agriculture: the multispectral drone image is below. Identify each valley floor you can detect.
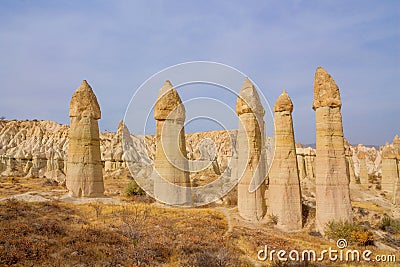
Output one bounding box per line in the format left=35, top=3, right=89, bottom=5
left=0, top=176, right=399, bottom=266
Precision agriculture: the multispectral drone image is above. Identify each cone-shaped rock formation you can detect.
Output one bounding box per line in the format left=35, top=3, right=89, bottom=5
left=312, top=67, right=353, bottom=233
left=66, top=80, right=104, bottom=197
left=153, top=81, right=191, bottom=206
left=268, top=90, right=302, bottom=231
left=236, top=78, right=266, bottom=221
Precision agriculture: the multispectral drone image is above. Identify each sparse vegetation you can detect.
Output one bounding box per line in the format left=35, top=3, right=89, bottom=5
left=379, top=215, right=400, bottom=234
left=0, top=177, right=399, bottom=266
left=0, top=198, right=248, bottom=266
left=124, top=179, right=145, bottom=196
left=89, top=202, right=103, bottom=219
left=269, top=213, right=279, bottom=225
left=325, top=220, right=374, bottom=246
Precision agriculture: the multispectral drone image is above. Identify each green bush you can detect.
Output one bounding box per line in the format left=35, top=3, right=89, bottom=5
left=325, top=220, right=374, bottom=246
left=379, top=215, right=400, bottom=234
left=124, top=180, right=145, bottom=196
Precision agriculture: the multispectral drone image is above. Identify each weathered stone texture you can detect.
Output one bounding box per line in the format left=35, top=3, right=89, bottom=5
left=268, top=90, right=302, bottom=231
left=66, top=80, right=104, bottom=197
left=381, top=144, right=398, bottom=192
left=358, top=151, right=369, bottom=185
left=236, top=78, right=266, bottom=221
left=153, top=81, right=191, bottom=206
left=313, top=67, right=353, bottom=233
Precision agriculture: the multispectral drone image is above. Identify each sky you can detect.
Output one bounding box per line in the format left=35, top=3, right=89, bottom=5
left=0, top=0, right=399, bottom=145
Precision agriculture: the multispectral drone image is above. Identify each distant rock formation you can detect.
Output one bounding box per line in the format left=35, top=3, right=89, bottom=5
left=0, top=120, right=68, bottom=180
left=358, top=151, right=369, bottom=185
left=236, top=78, right=266, bottom=221
left=312, top=67, right=353, bottom=233
left=345, top=146, right=357, bottom=185
left=66, top=80, right=104, bottom=197
left=381, top=143, right=397, bottom=192
left=353, top=144, right=381, bottom=183
left=152, top=81, right=191, bottom=206
left=390, top=135, right=400, bottom=218
left=296, top=147, right=316, bottom=180
left=267, top=90, right=302, bottom=231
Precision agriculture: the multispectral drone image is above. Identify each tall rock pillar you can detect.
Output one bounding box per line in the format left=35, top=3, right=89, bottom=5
left=66, top=80, right=104, bottom=197
left=345, top=147, right=356, bottom=185
left=268, top=90, right=302, bottom=231
left=312, top=67, right=353, bottom=233
left=153, top=81, right=191, bottom=206
left=391, top=136, right=400, bottom=218
left=381, top=144, right=398, bottom=193
left=358, top=151, right=369, bottom=185
left=236, top=78, right=266, bottom=221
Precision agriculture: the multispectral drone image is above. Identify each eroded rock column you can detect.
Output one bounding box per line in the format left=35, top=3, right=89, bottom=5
left=313, top=67, right=353, bottom=233
left=236, top=78, right=266, bottom=221
left=153, top=81, right=191, bottom=206
left=345, top=147, right=356, bottom=185
left=358, top=151, right=369, bottom=185
left=66, top=80, right=104, bottom=197
left=268, top=90, right=302, bottom=231
left=381, top=144, right=398, bottom=193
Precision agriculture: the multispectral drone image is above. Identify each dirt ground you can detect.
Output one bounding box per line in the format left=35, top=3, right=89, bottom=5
left=0, top=176, right=399, bottom=266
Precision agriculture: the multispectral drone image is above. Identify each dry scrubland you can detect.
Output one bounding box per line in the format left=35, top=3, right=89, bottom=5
left=0, top=176, right=399, bottom=267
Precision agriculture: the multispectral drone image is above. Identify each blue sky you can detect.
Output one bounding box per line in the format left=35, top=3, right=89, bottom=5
left=0, top=0, right=399, bottom=145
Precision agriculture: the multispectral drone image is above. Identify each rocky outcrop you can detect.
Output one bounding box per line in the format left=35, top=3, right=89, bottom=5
left=357, top=151, right=369, bottom=185
left=296, top=147, right=316, bottom=180
left=152, top=81, right=191, bottom=206
left=394, top=135, right=400, bottom=179
left=267, top=90, right=302, bottom=231
left=393, top=177, right=400, bottom=219
left=66, top=80, right=104, bottom=197
left=0, top=120, right=68, bottom=180
left=312, top=67, right=353, bottom=233
left=381, top=143, right=398, bottom=192
left=236, top=78, right=266, bottom=221
left=353, top=144, right=381, bottom=183
left=389, top=135, right=400, bottom=218
left=345, top=146, right=357, bottom=185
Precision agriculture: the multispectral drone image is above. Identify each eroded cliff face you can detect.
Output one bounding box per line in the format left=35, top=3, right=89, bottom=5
left=0, top=120, right=236, bottom=183
left=0, top=119, right=392, bottom=187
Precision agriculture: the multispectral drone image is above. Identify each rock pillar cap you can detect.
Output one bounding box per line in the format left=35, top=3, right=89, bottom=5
left=274, top=90, right=293, bottom=113
left=312, top=67, right=342, bottom=110
left=236, top=78, right=265, bottom=116
left=154, top=80, right=186, bottom=121
left=69, top=80, right=101, bottom=119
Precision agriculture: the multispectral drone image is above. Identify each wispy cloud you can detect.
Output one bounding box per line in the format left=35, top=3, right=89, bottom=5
left=0, top=0, right=398, bottom=145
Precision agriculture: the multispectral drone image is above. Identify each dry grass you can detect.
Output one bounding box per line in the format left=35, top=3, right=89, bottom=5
left=0, top=198, right=248, bottom=266
left=0, top=177, right=399, bottom=266
left=352, top=201, right=386, bottom=213
left=0, top=176, right=61, bottom=198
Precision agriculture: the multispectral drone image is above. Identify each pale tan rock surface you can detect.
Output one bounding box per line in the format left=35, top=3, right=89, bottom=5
left=393, top=178, right=400, bottom=219
left=381, top=143, right=398, bottom=192
left=358, top=151, right=369, bottom=185
left=345, top=146, right=357, bottom=184
left=268, top=90, right=302, bottom=231
left=152, top=81, right=191, bottom=206
left=394, top=135, right=400, bottom=179
left=296, top=147, right=316, bottom=180
left=312, top=67, right=353, bottom=233
left=0, top=119, right=234, bottom=182
left=66, top=80, right=104, bottom=197
left=0, top=120, right=68, bottom=180
left=391, top=136, right=400, bottom=218
left=353, top=144, right=381, bottom=182
left=236, top=78, right=266, bottom=221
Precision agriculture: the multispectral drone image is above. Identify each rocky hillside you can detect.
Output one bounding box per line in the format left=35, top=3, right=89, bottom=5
left=0, top=119, right=396, bottom=186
